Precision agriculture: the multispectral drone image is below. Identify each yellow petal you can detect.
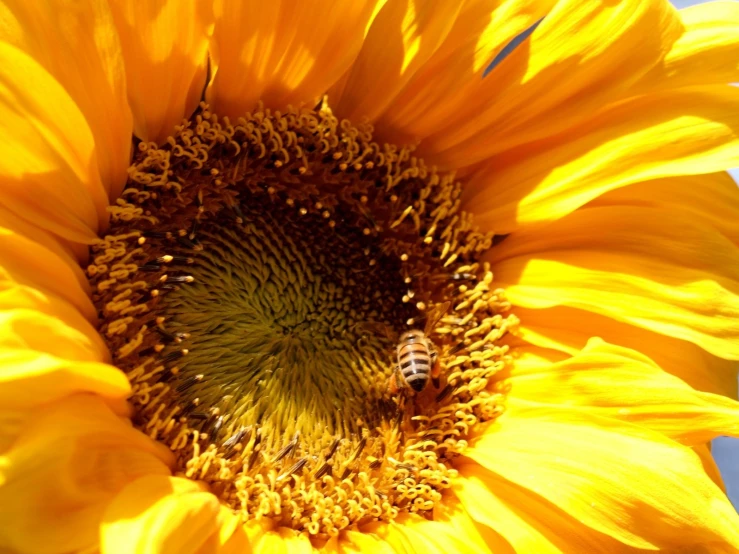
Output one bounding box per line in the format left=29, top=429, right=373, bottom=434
left=0, top=226, right=96, bottom=322
left=589, top=172, right=739, bottom=244
left=0, top=348, right=128, bottom=455
left=0, top=42, right=108, bottom=245
left=0, top=284, right=110, bottom=364
left=0, top=201, right=89, bottom=265
left=461, top=405, right=739, bottom=550
left=332, top=528, right=395, bottom=554
left=466, top=86, right=739, bottom=234
left=431, top=496, right=510, bottom=554
left=240, top=519, right=274, bottom=551
left=101, top=475, right=221, bottom=554
left=636, top=0, right=739, bottom=91
left=0, top=395, right=172, bottom=554
left=411, top=0, right=682, bottom=169
left=0, top=0, right=132, bottom=198
left=331, top=0, right=464, bottom=124
left=0, top=309, right=107, bottom=362
left=508, top=338, right=739, bottom=445
left=208, top=0, right=384, bottom=118
left=0, top=218, right=106, bottom=361
left=488, top=205, right=739, bottom=359
left=108, top=0, right=214, bottom=144
left=251, top=526, right=313, bottom=554
left=504, top=337, right=570, bottom=368
left=360, top=511, right=482, bottom=554
left=212, top=506, right=250, bottom=554
left=362, top=0, right=554, bottom=144
left=338, top=495, right=515, bottom=554
left=0, top=349, right=128, bottom=413
left=454, top=462, right=627, bottom=553
left=511, top=306, right=738, bottom=398
left=695, top=443, right=726, bottom=493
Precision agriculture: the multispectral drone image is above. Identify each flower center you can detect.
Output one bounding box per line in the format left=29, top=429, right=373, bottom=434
left=162, top=194, right=412, bottom=442
left=87, top=101, right=516, bottom=537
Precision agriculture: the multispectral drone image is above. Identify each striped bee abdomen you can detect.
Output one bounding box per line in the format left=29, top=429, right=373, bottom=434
left=396, top=331, right=431, bottom=392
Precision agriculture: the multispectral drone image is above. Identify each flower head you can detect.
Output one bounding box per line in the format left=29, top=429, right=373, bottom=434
left=1, top=0, right=739, bottom=553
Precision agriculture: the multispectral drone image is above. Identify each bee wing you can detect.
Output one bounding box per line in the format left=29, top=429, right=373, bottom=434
left=422, top=301, right=451, bottom=335
left=358, top=320, right=397, bottom=343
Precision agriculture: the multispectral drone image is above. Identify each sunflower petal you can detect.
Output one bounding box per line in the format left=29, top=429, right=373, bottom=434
left=0, top=309, right=107, bottom=362
left=108, top=0, right=214, bottom=144
left=466, top=86, right=739, bottom=233
left=0, top=349, right=128, bottom=412
left=0, top=0, right=132, bottom=198
left=360, top=511, right=483, bottom=554
left=454, top=462, right=626, bottom=553
left=0, top=201, right=89, bottom=266
left=589, top=172, right=739, bottom=244
left=461, top=405, right=739, bottom=550
left=0, top=284, right=110, bottom=362
left=695, top=443, right=726, bottom=492
left=407, top=0, right=681, bottom=169
left=511, top=306, right=738, bottom=398
left=0, top=207, right=106, bottom=360
left=431, top=497, right=510, bottom=554
left=0, top=395, right=172, bottom=554
left=207, top=0, right=383, bottom=118
left=636, top=0, right=739, bottom=91
left=482, top=17, right=544, bottom=78
left=100, top=475, right=221, bottom=554
left=251, top=526, right=314, bottom=554
left=0, top=42, right=110, bottom=245
left=333, top=529, right=396, bottom=554
left=489, top=205, right=739, bottom=359
left=0, top=226, right=97, bottom=323
left=361, top=0, right=553, bottom=144
left=331, top=0, right=464, bottom=124
left=0, top=347, right=127, bottom=454
left=213, top=507, right=250, bottom=554
left=508, top=338, right=739, bottom=445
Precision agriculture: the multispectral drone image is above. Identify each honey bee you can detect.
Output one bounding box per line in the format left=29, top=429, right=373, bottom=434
left=387, top=302, right=450, bottom=395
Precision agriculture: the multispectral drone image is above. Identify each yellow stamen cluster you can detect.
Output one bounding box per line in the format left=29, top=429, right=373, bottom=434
left=87, top=101, right=515, bottom=537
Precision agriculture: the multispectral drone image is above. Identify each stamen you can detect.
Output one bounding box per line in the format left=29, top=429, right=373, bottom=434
left=176, top=374, right=204, bottom=393
left=325, top=438, right=342, bottom=460
left=162, top=349, right=188, bottom=363
left=278, top=458, right=309, bottom=483
left=272, top=433, right=300, bottom=464
left=314, top=462, right=332, bottom=480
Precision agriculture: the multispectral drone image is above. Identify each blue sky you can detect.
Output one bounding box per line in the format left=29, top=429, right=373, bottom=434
left=670, top=0, right=738, bottom=507
left=670, top=0, right=712, bottom=7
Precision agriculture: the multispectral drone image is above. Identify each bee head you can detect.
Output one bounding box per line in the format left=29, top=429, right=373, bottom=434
left=400, top=329, right=425, bottom=342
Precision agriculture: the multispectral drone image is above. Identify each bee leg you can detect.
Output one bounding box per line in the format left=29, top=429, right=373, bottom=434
left=387, top=366, right=400, bottom=395
left=430, top=350, right=441, bottom=389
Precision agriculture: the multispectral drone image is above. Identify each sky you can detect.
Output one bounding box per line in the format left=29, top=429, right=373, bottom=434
left=669, top=0, right=739, bottom=507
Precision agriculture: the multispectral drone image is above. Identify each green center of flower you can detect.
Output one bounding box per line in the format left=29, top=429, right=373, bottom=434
left=162, top=195, right=411, bottom=444
left=87, top=101, right=515, bottom=537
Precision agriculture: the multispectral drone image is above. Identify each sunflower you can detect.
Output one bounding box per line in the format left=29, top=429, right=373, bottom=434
left=1, top=0, right=739, bottom=552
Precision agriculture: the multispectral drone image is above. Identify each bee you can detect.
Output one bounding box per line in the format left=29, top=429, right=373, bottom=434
left=388, top=302, right=450, bottom=395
